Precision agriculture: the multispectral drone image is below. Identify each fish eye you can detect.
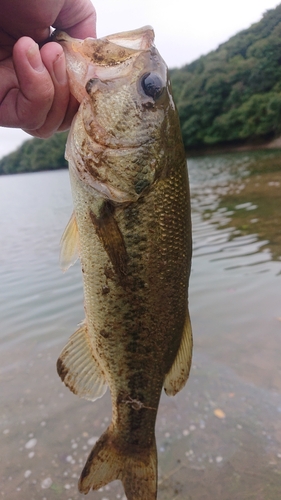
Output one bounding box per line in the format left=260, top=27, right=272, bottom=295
left=141, top=73, right=164, bottom=100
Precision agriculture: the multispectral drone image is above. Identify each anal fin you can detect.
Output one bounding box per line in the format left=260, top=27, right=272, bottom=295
left=57, top=322, right=107, bottom=402
left=164, top=309, right=193, bottom=396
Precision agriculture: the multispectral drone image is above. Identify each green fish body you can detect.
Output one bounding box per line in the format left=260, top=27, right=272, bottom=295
left=55, top=26, right=192, bottom=500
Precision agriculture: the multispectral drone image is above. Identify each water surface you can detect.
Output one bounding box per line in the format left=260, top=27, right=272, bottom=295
left=0, top=151, right=281, bottom=499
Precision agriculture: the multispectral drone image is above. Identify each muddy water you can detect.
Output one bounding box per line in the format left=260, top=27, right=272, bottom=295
left=0, top=151, right=281, bottom=499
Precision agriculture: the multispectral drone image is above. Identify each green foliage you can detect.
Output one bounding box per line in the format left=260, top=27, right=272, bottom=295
left=171, top=3, right=281, bottom=149
left=2, top=4, right=281, bottom=173
left=0, top=131, right=68, bottom=175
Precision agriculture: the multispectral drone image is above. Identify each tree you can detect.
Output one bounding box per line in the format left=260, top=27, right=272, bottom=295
left=170, top=3, right=281, bottom=149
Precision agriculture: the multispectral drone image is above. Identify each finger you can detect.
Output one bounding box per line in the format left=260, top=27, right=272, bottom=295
left=57, top=93, right=79, bottom=132
left=54, top=0, right=97, bottom=38
left=27, top=41, right=70, bottom=137
left=9, top=37, right=55, bottom=130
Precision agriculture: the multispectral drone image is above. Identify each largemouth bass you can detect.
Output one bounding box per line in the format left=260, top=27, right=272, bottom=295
left=55, top=26, right=192, bottom=500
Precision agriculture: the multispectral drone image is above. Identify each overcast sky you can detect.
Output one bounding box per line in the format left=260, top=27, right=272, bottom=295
left=0, top=0, right=280, bottom=159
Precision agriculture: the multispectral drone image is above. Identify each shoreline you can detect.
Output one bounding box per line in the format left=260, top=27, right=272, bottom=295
left=186, top=135, right=281, bottom=157
left=1, top=137, right=281, bottom=175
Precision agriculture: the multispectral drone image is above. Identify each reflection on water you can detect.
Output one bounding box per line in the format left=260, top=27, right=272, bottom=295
left=189, top=149, right=281, bottom=262
left=0, top=151, right=281, bottom=499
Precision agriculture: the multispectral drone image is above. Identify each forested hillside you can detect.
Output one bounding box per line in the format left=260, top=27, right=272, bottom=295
left=1, top=3, right=281, bottom=174
left=0, top=132, right=68, bottom=175
left=170, top=3, right=281, bottom=148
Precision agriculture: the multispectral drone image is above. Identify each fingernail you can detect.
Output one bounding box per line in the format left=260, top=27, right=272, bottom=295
left=26, top=42, right=45, bottom=72
left=53, top=52, right=67, bottom=85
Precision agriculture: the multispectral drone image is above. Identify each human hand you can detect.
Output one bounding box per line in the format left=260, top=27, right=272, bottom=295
left=0, top=0, right=96, bottom=138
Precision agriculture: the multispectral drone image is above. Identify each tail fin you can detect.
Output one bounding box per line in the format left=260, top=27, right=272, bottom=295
left=78, top=424, right=157, bottom=500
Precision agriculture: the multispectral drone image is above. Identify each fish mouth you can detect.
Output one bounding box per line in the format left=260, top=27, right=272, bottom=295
left=52, top=27, right=156, bottom=103
left=52, top=31, right=67, bottom=43
left=53, top=25, right=155, bottom=51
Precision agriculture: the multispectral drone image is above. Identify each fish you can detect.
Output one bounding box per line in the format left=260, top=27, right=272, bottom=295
left=54, top=26, right=192, bottom=500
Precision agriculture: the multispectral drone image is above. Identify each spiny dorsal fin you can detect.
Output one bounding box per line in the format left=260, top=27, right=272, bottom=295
left=164, top=309, right=193, bottom=396
left=60, top=212, right=80, bottom=271
left=57, top=321, right=107, bottom=402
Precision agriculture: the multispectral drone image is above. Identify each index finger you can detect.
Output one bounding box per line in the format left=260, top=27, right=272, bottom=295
left=1, top=37, right=55, bottom=129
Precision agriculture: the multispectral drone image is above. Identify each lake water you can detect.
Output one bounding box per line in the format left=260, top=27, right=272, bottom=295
left=1, top=150, right=281, bottom=499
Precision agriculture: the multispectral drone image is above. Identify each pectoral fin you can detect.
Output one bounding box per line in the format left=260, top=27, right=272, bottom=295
left=60, top=212, right=80, bottom=271
left=164, top=309, right=193, bottom=396
left=90, top=201, right=129, bottom=279
left=57, top=322, right=107, bottom=402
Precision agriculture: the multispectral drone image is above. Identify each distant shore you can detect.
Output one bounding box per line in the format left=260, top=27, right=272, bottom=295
left=1, top=134, right=281, bottom=175
left=187, top=135, right=281, bottom=157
